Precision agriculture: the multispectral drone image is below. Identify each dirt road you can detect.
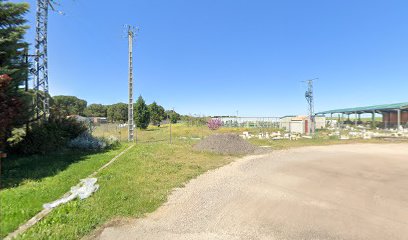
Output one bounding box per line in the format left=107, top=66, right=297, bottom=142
left=94, top=144, right=408, bottom=240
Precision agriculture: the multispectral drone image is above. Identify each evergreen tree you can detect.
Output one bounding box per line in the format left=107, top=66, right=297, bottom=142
left=51, top=95, right=88, bottom=118
left=166, top=110, right=181, bottom=124
left=0, top=1, right=29, bottom=87
left=134, top=96, right=150, bottom=129
left=106, top=103, right=127, bottom=123
left=84, top=104, right=107, bottom=117
left=0, top=1, right=30, bottom=151
left=148, top=101, right=165, bottom=126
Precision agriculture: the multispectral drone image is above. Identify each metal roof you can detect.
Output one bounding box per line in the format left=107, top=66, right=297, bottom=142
left=317, top=102, right=408, bottom=114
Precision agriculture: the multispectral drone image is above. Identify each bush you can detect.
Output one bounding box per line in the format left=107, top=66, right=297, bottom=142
left=13, top=118, right=87, bottom=154
left=207, top=118, right=222, bottom=130
left=67, top=133, right=119, bottom=151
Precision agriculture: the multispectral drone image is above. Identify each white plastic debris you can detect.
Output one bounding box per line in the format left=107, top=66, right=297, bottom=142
left=43, top=178, right=99, bottom=209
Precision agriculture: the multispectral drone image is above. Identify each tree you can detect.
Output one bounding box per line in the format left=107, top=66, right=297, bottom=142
left=51, top=95, right=87, bottom=119
left=84, top=104, right=107, bottom=117
left=106, top=103, right=127, bottom=123
left=148, top=101, right=165, bottom=126
left=0, top=75, right=23, bottom=151
left=134, top=96, right=150, bottom=129
left=0, top=2, right=30, bottom=151
left=165, top=110, right=181, bottom=124
left=0, top=1, right=29, bottom=87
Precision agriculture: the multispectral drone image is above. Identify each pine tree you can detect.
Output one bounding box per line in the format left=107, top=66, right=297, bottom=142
left=134, top=95, right=150, bottom=129
left=0, top=1, right=30, bottom=151
left=0, top=1, right=30, bottom=87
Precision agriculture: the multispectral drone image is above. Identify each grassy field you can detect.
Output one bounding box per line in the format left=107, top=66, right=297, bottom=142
left=11, top=142, right=233, bottom=239
left=0, top=144, right=130, bottom=238
left=1, top=123, right=393, bottom=239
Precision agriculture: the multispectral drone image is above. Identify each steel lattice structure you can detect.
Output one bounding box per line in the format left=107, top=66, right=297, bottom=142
left=33, top=0, right=50, bottom=120
left=304, top=78, right=317, bottom=134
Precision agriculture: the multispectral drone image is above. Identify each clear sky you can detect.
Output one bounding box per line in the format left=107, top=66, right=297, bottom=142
left=14, top=0, right=408, bottom=116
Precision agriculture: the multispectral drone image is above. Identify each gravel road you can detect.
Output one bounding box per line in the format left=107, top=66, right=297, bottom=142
left=94, top=143, right=408, bottom=240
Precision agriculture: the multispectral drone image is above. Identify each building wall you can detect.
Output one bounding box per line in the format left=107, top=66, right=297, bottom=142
left=382, top=111, right=408, bottom=126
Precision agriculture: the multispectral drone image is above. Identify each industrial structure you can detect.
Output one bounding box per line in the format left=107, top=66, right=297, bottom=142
left=31, top=0, right=62, bottom=120
left=317, top=102, right=408, bottom=129
left=126, top=25, right=136, bottom=142
left=304, top=78, right=317, bottom=135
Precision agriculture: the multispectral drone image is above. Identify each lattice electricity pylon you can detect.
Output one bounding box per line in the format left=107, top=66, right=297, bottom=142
left=32, top=0, right=50, bottom=120
left=304, top=78, right=318, bottom=134
left=32, top=0, right=63, bottom=120
left=125, top=25, right=138, bottom=142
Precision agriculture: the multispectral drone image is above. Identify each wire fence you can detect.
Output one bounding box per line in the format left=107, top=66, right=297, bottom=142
left=90, top=115, right=408, bottom=143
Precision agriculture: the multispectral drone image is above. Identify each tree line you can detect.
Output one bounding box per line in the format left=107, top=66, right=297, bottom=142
left=51, top=95, right=181, bottom=129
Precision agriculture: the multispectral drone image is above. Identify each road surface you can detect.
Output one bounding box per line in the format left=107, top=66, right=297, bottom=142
left=94, top=143, right=408, bottom=240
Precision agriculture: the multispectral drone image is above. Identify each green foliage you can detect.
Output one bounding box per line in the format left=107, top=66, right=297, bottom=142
left=51, top=95, right=87, bottom=119
left=13, top=118, right=87, bottom=155
left=106, top=103, right=127, bottom=123
left=135, top=96, right=150, bottom=129
left=148, top=101, right=165, bottom=126
left=166, top=110, right=181, bottom=123
left=0, top=2, right=30, bottom=151
left=0, top=1, right=29, bottom=86
left=0, top=75, right=23, bottom=151
left=84, top=103, right=107, bottom=117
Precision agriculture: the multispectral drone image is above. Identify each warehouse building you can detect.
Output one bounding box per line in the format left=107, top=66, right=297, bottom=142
left=317, top=102, right=408, bottom=129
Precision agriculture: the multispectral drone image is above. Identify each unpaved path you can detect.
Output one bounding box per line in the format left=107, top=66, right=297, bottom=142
left=94, top=144, right=408, bottom=240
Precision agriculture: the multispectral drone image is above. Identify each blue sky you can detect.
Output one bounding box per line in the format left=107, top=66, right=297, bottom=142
left=15, top=0, right=408, bottom=116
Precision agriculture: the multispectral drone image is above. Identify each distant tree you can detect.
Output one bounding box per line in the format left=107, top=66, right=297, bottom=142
left=134, top=96, right=150, bottom=129
left=84, top=104, right=107, bottom=117
left=148, top=101, right=165, bottom=126
left=51, top=95, right=87, bottom=118
left=165, top=110, right=181, bottom=124
left=106, top=103, right=127, bottom=123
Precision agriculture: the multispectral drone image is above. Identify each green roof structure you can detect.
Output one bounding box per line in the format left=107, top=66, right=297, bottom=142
left=317, top=102, right=408, bottom=115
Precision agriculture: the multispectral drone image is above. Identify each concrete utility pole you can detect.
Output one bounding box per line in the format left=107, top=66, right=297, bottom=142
left=126, top=25, right=136, bottom=142
left=304, top=78, right=318, bottom=135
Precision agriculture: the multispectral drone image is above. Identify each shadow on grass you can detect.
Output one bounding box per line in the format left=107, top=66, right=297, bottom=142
left=0, top=145, right=121, bottom=190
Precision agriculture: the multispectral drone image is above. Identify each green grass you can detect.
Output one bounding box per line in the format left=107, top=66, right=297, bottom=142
left=13, top=142, right=233, bottom=239
left=0, top=144, right=130, bottom=238
left=1, top=124, right=396, bottom=239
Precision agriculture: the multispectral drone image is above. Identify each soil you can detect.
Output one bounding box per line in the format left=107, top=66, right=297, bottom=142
left=193, top=133, right=256, bottom=155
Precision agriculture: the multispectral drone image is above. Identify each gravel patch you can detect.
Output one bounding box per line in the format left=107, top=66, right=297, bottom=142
left=193, top=133, right=256, bottom=155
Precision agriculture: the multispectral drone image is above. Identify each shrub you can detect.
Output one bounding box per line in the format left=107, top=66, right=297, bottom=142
left=207, top=118, right=222, bottom=130
left=13, top=118, right=87, bottom=154
left=68, top=132, right=106, bottom=150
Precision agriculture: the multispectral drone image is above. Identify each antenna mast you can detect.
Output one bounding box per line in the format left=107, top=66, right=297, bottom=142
left=126, top=25, right=136, bottom=142
left=304, top=78, right=317, bottom=135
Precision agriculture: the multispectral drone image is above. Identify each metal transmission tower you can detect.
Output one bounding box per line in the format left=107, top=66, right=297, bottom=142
left=33, top=0, right=61, bottom=120
left=126, top=25, right=137, bottom=142
left=304, top=78, right=318, bottom=135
